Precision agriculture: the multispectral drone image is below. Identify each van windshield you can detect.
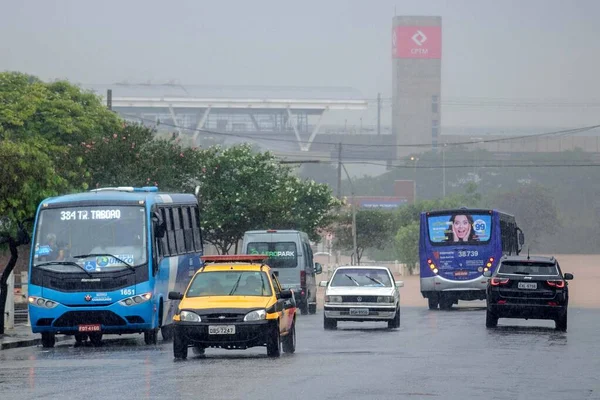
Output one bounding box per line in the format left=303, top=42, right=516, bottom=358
left=247, top=242, right=298, bottom=268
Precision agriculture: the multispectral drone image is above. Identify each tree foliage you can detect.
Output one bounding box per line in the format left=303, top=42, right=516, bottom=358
left=195, top=144, right=338, bottom=254
left=332, top=209, right=396, bottom=265
left=394, top=222, right=420, bottom=273
left=487, top=183, right=560, bottom=250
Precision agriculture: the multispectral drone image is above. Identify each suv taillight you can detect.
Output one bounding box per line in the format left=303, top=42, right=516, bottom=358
left=547, top=280, right=565, bottom=288
left=490, top=277, right=510, bottom=286
left=300, top=270, right=306, bottom=287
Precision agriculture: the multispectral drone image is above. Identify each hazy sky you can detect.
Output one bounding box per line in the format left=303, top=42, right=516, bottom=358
left=2, top=0, right=600, bottom=128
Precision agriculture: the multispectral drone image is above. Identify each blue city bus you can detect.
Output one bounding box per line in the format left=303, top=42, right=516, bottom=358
left=27, top=186, right=204, bottom=347
left=419, top=208, right=524, bottom=310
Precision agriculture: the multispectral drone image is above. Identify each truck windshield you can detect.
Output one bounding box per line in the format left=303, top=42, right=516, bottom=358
left=32, top=205, right=147, bottom=273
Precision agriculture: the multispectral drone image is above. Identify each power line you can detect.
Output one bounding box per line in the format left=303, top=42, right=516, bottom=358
left=284, top=159, right=600, bottom=169
left=121, top=113, right=600, bottom=150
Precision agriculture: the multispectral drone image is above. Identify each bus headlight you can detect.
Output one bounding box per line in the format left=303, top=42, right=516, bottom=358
left=119, top=293, right=152, bottom=307
left=180, top=310, right=202, bottom=322
left=244, top=309, right=266, bottom=321
left=28, top=296, right=59, bottom=309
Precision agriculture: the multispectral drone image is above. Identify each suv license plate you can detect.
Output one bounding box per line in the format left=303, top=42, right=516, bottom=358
left=349, top=308, right=369, bottom=316
left=208, top=325, right=236, bottom=335
left=518, top=282, right=537, bottom=290
left=78, top=324, right=101, bottom=332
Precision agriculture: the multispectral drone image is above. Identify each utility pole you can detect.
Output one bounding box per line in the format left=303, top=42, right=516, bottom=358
left=106, top=89, right=112, bottom=111
left=336, top=142, right=342, bottom=199
left=442, top=144, right=446, bottom=198
left=377, top=93, right=381, bottom=135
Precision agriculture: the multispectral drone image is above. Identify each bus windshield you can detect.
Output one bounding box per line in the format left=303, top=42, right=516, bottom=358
left=427, top=212, right=492, bottom=245
left=33, top=205, right=147, bottom=273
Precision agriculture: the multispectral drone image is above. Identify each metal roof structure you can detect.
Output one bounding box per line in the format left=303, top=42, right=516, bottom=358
left=82, top=83, right=369, bottom=152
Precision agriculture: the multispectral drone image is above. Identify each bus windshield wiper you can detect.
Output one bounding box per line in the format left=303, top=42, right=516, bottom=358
left=345, top=274, right=360, bottom=286
left=35, top=261, right=93, bottom=278
left=73, top=253, right=135, bottom=272
left=365, top=275, right=385, bottom=286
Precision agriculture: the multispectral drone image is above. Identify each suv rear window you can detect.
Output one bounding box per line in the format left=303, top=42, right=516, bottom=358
left=498, top=262, right=558, bottom=276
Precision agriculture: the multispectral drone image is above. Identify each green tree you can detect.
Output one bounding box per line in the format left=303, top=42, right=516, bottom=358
left=332, top=209, right=396, bottom=265
left=395, top=222, right=420, bottom=273
left=195, top=144, right=338, bottom=254
left=487, top=183, right=560, bottom=250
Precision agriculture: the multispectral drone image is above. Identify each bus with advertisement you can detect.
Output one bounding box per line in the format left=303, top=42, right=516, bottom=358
left=419, top=208, right=524, bottom=310
left=27, top=186, right=204, bottom=347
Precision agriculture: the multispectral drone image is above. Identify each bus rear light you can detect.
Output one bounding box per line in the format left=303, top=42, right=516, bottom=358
left=427, top=259, right=432, bottom=265
left=547, top=280, right=565, bottom=289
left=491, top=278, right=510, bottom=286
left=433, top=268, right=439, bottom=274
left=486, top=262, right=492, bottom=268
left=489, top=257, right=494, bottom=263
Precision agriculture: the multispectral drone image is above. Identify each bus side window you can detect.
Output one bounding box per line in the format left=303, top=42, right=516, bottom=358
left=191, top=206, right=203, bottom=252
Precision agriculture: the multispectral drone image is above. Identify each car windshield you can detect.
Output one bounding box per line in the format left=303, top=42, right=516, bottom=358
left=330, top=268, right=392, bottom=287
left=186, top=271, right=273, bottom=297
left=498, top=262, right=559, bottom=276
left=32, top=206, right=147, bottom=273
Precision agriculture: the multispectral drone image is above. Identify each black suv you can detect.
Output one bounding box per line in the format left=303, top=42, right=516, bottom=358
left=484, top=255, right=573, bottom=331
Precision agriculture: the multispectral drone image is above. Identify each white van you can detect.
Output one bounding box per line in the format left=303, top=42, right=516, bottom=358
left=241, top=230, right=322, bottom=314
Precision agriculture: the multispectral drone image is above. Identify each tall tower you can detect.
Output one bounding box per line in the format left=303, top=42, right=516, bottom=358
left=392, top=16, right=442, bottom=159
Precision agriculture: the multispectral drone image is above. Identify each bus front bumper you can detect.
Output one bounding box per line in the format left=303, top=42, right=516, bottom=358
left=29, top=301, right=155, bottom=335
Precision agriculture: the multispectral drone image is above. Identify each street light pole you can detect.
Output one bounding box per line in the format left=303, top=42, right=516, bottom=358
left=341, top=163, right=358, bottom=266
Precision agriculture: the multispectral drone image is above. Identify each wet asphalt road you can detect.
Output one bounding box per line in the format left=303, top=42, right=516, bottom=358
left=1, top=305, right=600, bottom=400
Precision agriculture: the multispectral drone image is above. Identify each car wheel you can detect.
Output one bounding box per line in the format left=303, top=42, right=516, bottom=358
left=282, top=322, right=296, bottom=354
left=266, top=322, right=281, bottom=357
left=299, top=302, right=309, bottom=315
left=41, top=332, right=56, bottom=348
left=485, top=310, right=498, bottom=328
left=173, top=332, right=188, bottom=360
left=192, top=346, right=206, bottom=356
left=161, top=325, right=174, bottom=342
left=428, top=297, right=438, bottom=310
left=555, top=310, right=568, bottom=332
left=88, top=333, right=103, bottom=347
left=388, top=307, right=401, bottom=329
left=308, top=303, right=317, bottom=314
left=144, top=328, right=158, bottom=345
left=323, top=315, right=337, bottom=330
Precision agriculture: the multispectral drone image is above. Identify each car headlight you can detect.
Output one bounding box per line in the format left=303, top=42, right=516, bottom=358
left=325, top=295, right=342, bottom=303
left=377, top=296, right=394, bottom=303
left=28, top=296, right=59, bottom=309
left=119, top=292, right=152, bottom=307
left=244, top=309, right=266, bottom=321
left=179, top=310, right=202, bottom=322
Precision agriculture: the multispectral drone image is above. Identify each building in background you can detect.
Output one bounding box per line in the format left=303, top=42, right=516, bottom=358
left=392, top=16, right=442, bottom=159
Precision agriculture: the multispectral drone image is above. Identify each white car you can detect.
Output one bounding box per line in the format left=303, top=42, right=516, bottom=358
left=320, top=266, right=403, bottom=330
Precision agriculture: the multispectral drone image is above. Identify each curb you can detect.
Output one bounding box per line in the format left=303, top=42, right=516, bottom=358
left=1, top=335, right=71, bottom=351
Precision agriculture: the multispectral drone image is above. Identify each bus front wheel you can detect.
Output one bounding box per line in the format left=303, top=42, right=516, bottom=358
left=144, top=328, right=158, bottom=345
left=41, top=332, right=55, bottom=348
left=427, top=296, right=438, bottom=310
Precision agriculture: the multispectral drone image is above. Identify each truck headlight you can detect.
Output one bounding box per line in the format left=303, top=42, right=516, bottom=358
left=179, top=310, right=202, bottom=322
left=325, top=295, right=342, bottom=303
left=244, top=309, right=266, bottom=321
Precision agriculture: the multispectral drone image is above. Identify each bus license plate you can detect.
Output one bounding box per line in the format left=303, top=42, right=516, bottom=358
left=349, top=308, right=369, bottom=316
left=518, top=282, right=537, bottom=290
left=78, top=324, right=101, bottom=332
left=454, top=271, right=469, bottom=277
left=208, top=325, right=236, bottom=335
